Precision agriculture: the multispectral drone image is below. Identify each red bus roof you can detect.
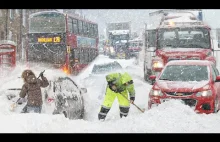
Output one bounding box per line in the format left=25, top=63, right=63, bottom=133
left=30, top=10, right=98, bottom=25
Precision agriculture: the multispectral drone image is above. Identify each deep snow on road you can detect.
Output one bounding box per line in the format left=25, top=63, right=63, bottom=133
left=1, top=55, right=220, bottom=133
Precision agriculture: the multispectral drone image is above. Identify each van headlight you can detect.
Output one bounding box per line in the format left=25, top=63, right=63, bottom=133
left=196, top=90, right=212, bottom=97
left=152, top=61, right=164, bottom=68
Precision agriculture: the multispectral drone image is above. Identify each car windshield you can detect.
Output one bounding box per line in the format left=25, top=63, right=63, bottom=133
left=92, top=62, right=122, bottom=74
left=159, top=65, right=209, bottom=81
left=158, top=27, right=210, bottom=49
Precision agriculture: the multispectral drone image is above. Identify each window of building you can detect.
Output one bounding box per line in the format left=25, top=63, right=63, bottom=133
left=22, top=9, right=26, bottom=27
left=15, top=9, right=20, bottom=15
left=0, top=32, right=4, bottom=40
left=9, top=9, right=14, bottom=20
left=8, top=31, right=12, bottom=40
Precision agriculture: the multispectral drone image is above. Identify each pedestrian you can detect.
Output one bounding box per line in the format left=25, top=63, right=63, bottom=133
left=19, top=69, right=49, bottom=113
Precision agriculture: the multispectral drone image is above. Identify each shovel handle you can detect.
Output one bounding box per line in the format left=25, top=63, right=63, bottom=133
left=119, top=92, right=145, bottom=113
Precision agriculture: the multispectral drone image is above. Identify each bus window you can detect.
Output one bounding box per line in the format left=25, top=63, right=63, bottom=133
left=73, top=19, right=78, bottom=34
left=94, top=24, right=98, bottom=37
left=29, top=12, right=65, bottom=33
left=73, top=48, right=80, bottom=62
left=85, top=49, right=89, bottom=63
left=83, top=22, right=88, bottom=36
left=80, top=49, right=85, bottom=64
left=88, top=23, right=93, bottom=37
left=68, top=18, right=73, bottom=33
left=78, top=20, right=83, bottom=35
left=91, top=24, right=95, bottom=37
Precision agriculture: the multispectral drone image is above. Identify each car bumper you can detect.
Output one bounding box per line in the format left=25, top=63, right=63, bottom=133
left=148, top=96, right=215, bottom=114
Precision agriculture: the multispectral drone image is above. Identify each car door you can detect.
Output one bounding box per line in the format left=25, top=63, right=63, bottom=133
left=53, top=77, right=84, bottom=119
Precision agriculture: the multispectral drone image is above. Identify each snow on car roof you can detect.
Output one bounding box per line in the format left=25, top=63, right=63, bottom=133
left=167, top=60, right=213, bottom=66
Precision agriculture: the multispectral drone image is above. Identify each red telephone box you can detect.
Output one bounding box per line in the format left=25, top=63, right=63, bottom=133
left=0, top=40, right=16, bottom=76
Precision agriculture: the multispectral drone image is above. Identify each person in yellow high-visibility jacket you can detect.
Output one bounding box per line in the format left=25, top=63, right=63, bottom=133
left=98, top=72, right=135, bottom=121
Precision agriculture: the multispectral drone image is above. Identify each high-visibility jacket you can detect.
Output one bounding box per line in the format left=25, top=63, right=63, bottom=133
left=105, top=72, right=135, bottom=99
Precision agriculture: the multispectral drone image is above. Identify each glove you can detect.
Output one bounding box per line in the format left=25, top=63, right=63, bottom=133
left=130, top=97, right=135, bottom=104
left=17, top=98, right=23, bottom=105
left=107, top=81, right=117, bottom=92
left=39, top=70, right=45, bottom=78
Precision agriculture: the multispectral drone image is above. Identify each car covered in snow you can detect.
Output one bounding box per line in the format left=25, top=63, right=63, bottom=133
left=83, top=61, right=123, bottom=99
left=91, top=61, right=122, bottom=74
left=148, top=60, right=220, bottom=114
left=45, top=77, right=87, bottom=119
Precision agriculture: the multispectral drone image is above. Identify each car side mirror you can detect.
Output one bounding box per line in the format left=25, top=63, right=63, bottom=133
left=80, top=88, right=87, bottom=94
left=215, top=75, right=220, bottom=82
left=149, top=75, right=156, bottom=81
left=149, top=75, right=156, bottom=85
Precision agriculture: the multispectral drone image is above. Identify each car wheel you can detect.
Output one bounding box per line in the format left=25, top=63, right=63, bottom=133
left=63, top=111, right=68, bottom=118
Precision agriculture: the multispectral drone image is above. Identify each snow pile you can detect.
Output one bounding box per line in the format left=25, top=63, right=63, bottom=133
left=1, top=55, right=220, bottom=133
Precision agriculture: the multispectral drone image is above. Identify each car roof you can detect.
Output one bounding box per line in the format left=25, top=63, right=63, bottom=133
left=92, top=61, right=122, bottom=74
left=166, top=60, right=213, bottom=66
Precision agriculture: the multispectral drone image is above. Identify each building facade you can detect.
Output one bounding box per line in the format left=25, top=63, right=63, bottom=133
left=0, top=9, right=57, bottom=62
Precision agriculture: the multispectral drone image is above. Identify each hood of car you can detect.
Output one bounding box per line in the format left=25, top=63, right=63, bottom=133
left=156, top=80, right=210, bottom=92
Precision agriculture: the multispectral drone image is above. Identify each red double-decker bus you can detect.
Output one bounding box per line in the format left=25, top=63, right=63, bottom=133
left=27, top=11, right=99, bottom=75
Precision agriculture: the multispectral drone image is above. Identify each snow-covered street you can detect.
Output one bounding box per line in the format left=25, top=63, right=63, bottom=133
left=1, top=55, right=220, bottom=133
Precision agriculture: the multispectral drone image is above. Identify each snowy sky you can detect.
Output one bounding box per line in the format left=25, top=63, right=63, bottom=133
left=79, top=9, right=220, bottom=35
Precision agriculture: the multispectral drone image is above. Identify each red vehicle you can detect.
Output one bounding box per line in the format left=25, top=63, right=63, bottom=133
left=148, top=60, right=220, bottom=114
left=128, top=38, right=142, bottom=52
left=27, top=11, right=99, bottom=75
left=144, top=10, right=216, bottom=82
left=0, top=40, right=16, bottom=77
left=128, top=38, right=143, bottom=57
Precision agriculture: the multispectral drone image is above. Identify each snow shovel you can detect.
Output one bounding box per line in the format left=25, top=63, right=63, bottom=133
left=119, top=93, right=145, bottom=113
left=10, top=98, right=21, bottom=111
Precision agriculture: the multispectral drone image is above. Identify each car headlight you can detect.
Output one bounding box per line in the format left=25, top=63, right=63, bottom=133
left=196, top=90, right=212, bottom=97
left=110, top=47, right=115, bottom=53
left=150, top=89, right=163, bottom=96
left=152, top=61, right=164, bottom=68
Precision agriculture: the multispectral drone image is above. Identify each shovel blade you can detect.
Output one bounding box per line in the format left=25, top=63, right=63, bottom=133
left=10, top=103, right=17, bottom=111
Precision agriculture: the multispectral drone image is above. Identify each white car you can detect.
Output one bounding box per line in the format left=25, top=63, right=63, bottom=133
left=83, top=61, right=123, bottom=100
